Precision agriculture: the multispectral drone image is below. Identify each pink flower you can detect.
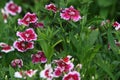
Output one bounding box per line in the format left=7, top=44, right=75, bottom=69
left=108, top=40, right=120, bottom=50
left=113, top=21, right=120, bottom=30
left=18, top=12, right=38, bottom=26
left=45, top=3, right=57, bottom=13
left=16, top=28, right=37, bottom=41
left=54, top=55, right=74, bottom=72
left=33, top=22, right=44, bottom=28
left=0, top=42, right=14, bottom=53
left=62, top=55, right=72, bottom=63
left=13, top=40, right=34, bottom=52
left=56, top=60, right=74, bottom=72
left=1, top=9, right=9, bottom=23
left=31, top=51, right=47, bottom=64
left=115, top=40, right=120, bottom=46
left=40, top=64, right=53, bottom=80
left=62, top=71, right=80, bottom=80
left=4, top=1, right=22, bottom=16
left=60, top=6, right=81, bottom=22
left=11, top=59, right=23, bottom=68
left=24, top=69, right=38, bottom=77
left=53, top=67, right=63, bottom=77
left=101, top=20, right=110, bottom=26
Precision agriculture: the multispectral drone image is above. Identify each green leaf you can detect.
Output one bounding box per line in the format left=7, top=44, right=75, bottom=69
left=107, top=30, right=119, bottom=54
left=9, top=66, right=15, bottom=80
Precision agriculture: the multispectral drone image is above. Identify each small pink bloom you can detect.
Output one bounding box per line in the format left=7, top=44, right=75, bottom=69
left=4, top=1, right=22, bottom=16
left=108, top=40, right=120, bottom=50
left=101, top=20, right=110, bottom=26
left=13, top=40, right=34, bottom=52
left=45, top=3, right=57, bottom=13
left=11, top=59, right=23, bottom=68
left=60, top=6, right=81, bottom=22
left=1, top=9, right=9, bottom=23
left=18, top=12, right=38, bottom=26
left=55, top=59, right=74, bottom=72
left=33, top=22, right=44, bottom=28
left=115, top=40, right=120, bottom=47
left=62, top=55, right=72, bottom=63
left=40, top=64, right=53, bottom=80
left=17, top=28, right=37, bottom=41
left=62, top=71, right=80, bottom=80
left=53, top=67, right=63, bottom=77
left=24, top=69, right=37, bottom=77
left=31, top=51, right=47, bottom=64
left=113, top=21, right=120, bottom=30
left=0, top=42, right=14, bottom=53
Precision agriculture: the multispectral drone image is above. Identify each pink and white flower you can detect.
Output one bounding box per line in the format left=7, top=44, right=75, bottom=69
left=33, top=22, right=44, bottom=28
left=56, top=60, right=74, bottom=72
left=54, top=55, right=74, bottom=72
left=40, top=64, right=53, bottom=80
left=113, top=21, right=120, bottom=30
left=115, top=40, right=120, bottom=47
left=1, top=9, right=9, bottom=23
left=53, top=67, right=63, bottom=77
left=24, top=69, right=38, bottom=77
left=31, top=51, right=47, bottom=64
left=11, top=59, right=23, bottom=68
left=101, top=20, right=110, bottom=26
left=16, top=28, right=37, bottom=41
left=4, top=1, right=22, bottom=16
left=18, top=12, right=38, bottom=26
left=14, top=71, right=23, bottom=78
left=45, top=3, right=57, bottom=13
left=13, top=40, right=34, bottom=52
left=108, top=40, right=120, bottom=50
left=62, top=71, right=80, bottom=80
left=60, top=6, right=81, bottom=22
left=0, top=42, right=14, bottom=53
left=62, top=55, right=72, bottom=63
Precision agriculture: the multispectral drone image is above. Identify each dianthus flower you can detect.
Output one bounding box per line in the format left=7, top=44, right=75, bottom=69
left=4, top=1, right=22, bottom=16
left=31, top=51, right=47, bottom=64
left=60, top=6, right=81, bottom=22
left=18, top=12, right=38, bottom=26
left=16, top=28, right=37, bottom=42
left=0, top=42, right=14, bottom=53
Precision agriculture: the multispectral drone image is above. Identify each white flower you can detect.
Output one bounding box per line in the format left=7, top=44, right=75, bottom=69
left=14, top=72, right=23, bottom=78
left=40, top=64, right=53, bottom=80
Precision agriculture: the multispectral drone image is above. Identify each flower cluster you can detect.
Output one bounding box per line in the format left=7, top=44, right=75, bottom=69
left=45, top=3, right=81, bottom=22
left=13, top=28, right=37, bottom=52
left=40, top=55, right=81, bottom=80
left=1, top=1, right=22, bottom=23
